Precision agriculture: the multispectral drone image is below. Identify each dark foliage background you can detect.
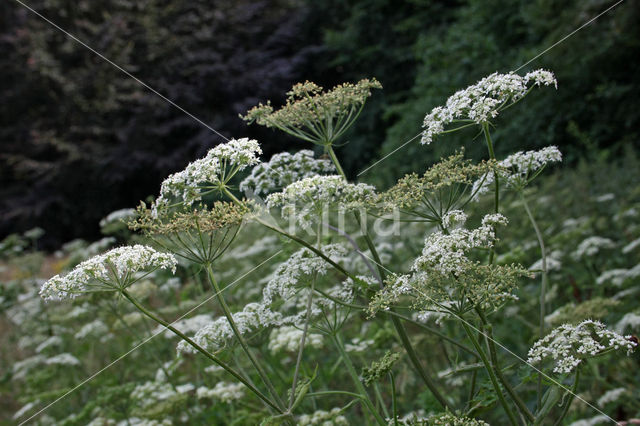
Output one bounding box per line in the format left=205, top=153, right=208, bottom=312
left=1, top=0, right=639, bottom=247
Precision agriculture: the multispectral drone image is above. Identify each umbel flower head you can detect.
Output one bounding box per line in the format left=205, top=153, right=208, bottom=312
left=242, top=78, right=382, bottom=146
left=472, top=146, right=562, bottom=197
left=421, top=69, right=557, bottom=144
left=239, top=150, right=336, bottom=196
left=131, top=201, right=251, bottom=236
left=266, top=175, right=377, bottom=229
left=40, top=245, right=177, bottom=301
left=240, top=149, right=336, bottom=195
left=130, top=201, right=252, bottom=264
left=369, top=213, right=531, bottom=316
left=178, top=244, right=350, bottom=354
left=152, top=138, right=261, bottom=215
left=381, top=150, right=495, bottom=219
left=527, top=319, right=637, bottom=374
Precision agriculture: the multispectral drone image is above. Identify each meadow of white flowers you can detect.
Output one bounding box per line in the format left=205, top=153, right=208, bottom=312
left=2, top=72, right=639, bottom=425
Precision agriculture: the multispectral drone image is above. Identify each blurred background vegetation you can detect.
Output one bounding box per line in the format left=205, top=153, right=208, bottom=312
left=1, top=0, right=638, bottom=248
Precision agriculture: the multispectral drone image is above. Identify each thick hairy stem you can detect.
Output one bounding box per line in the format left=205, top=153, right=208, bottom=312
left=520, top=191, right=548, bottom=408
left=462, top=321, right=518, bottom=426
left=120, top=290, right=282, bottom=413
left=204, top=265, right=287, bottom=411
left=332, top=333, right=387, bottom=425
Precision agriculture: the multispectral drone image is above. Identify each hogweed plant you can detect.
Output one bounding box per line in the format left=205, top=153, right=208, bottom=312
left=29, top=69, right=639, bottom=425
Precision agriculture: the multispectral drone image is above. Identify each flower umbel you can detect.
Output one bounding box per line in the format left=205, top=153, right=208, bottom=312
left=472, top=146, right=562, bottom=197
left=421, top=70, right=556, bottom=144
left=243, top=79, right=382, bottom=146
left=240, top=150, right=336, bottom=196
left=40, top=245, right=177, bottom=300
left=527, top=319, right=637, bottom=374
left=152, top=138, right=261, bottom=214
left=266, top=175, right=377, bottom=229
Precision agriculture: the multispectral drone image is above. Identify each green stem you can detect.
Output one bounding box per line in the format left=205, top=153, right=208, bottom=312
left=467, top=370, right=477, bottom=412
left=483, top=123, right=500, bottom=264
left=314, top=286, right=476, bottom=357
left=359, top=222, right=449, bottom=410
left=331, top=333, right=387, bottom=425
left=328, top=145, right=449, bottom=410
left=461, top=320, right=518, bottom=426
left=476, top=309, right=535, bottom=423
left=552, top=369, right=580, bottom=426
left=256, top=217, right=358, bottom=282
left=374, top=383, right=390, bottom=418
left=307, top=390, right=365, bottom=400
left=520, top=191, right=548, bottom=410
left=288, top=277, right=316, bottom=409
left=390, top=372, right=399, bottom=426
left=327, top=144, right=347, bottom=179
left=120, top=289, right=281, bottom=413
left=204, top=264, right=287, bottom=411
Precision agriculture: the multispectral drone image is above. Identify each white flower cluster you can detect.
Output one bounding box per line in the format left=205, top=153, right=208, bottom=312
left=527, top=319, right=636, bottom=374
left=623, top=237, right=640, bottom=254
left=35, top=336, right=63, bottom=354
left=74, top=319, right=109, bottom=339
left=567, top=415, right=610, bottom=426
left=268, top=325, right=324, bottom=354
left=597, top=264, right=640, bottom=287
left=153, top=138, right=261, bottom=213
left=266, top=175, right=377, bottom=228
left=263, top=244, right=348, bottom=307
left=155, top=314, right=214, bottom=338
left=298, top=408, right=348, bottom=425
left=240, top=150, right=336, bottom=196
left=528, top=249, right=563, bottom=275
left=45, top=353, right=81, bottom=366
left=210, top=137, right=262, bottom=166
left=616, top=312, right=640, bottom=333
left=441, top=209, right=467, bottom=229
left=40, top=245, right=177, bottom=300
left=13, top=401, right=39, bottom=421
left=130, top=378, right=191, bottom=409
left=196, top=382, right=245, bottom=403
left=472, top=146, right=562, bottom=197
left=389, top=411, right=489, bottom=426
left=413, top=212, right=508, bottom=276
left=572, top=236, right=616, bottom=259
left=12, top=355, right=46, bottom=380
left=178, top=303, right=278, bottom=354
left=597, top=387, right=626, bottom=407
left=179, top=245, right=349, bottom=354
left=344, top=337, right=375, bottom=353
left=421, top=69, right=556, bottom=144
left=99, top=208, right=136, bottom=228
